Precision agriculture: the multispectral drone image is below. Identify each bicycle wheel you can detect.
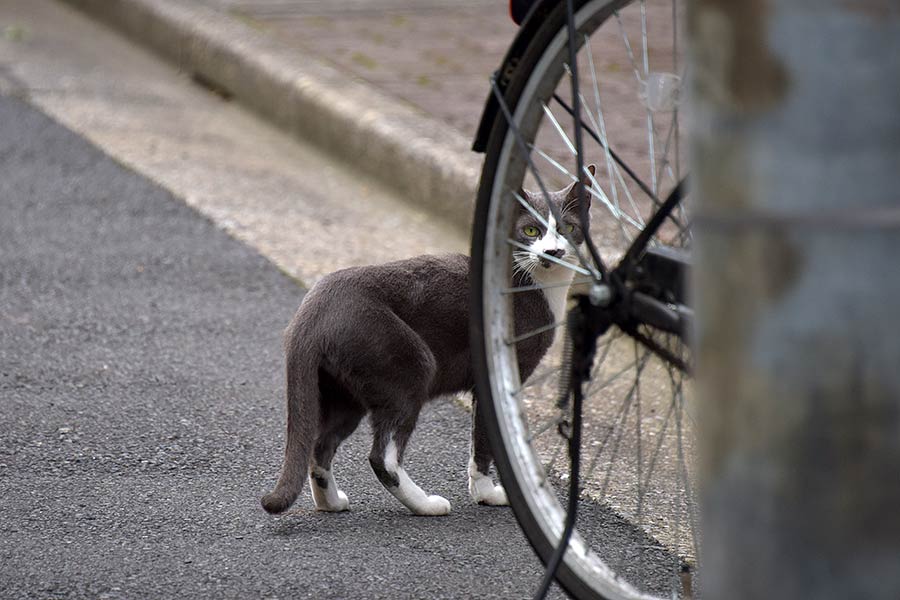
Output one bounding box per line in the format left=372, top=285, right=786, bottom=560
left=471, top=1, right=695, bottom=599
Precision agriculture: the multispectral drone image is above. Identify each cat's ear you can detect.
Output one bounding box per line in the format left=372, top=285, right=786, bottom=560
left=515, top=189, right=527, bottom=212
left=565, top=164, right=595, bottom=209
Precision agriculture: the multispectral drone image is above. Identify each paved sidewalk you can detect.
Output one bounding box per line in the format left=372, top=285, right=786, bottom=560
left=202, top=0, right=516, bottom=141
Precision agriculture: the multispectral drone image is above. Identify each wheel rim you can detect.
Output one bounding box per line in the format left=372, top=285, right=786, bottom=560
left=480, top=1, right=696, bottom=598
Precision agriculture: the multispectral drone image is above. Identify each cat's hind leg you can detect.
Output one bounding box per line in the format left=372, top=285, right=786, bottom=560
left=309, top=378, right=365, bottom=512
left=369, top=407, right=451, bottom=516
left=468, top=394, right=509, bottom=506
left=334, top=304, right=447, bottom=515
left=309, top=466, right=349, bottom=512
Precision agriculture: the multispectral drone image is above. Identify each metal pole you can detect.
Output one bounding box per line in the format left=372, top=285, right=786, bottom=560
left=689, top=1, right=900, bottom=598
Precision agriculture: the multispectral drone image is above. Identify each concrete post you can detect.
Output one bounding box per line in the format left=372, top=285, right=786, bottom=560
left=689, top=1, right=900, bottom=598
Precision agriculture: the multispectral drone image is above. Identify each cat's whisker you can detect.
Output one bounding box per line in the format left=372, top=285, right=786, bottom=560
left=512, top=251, right=537, bottom=279
left=513, top=248, right=542, bottom=279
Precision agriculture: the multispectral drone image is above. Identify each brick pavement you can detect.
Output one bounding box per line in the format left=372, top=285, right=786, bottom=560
left=194, top=0, right=686, bottom=249
left=199, top=0, right=516, bottom=141
left=201, top=1, right=684, bottom=197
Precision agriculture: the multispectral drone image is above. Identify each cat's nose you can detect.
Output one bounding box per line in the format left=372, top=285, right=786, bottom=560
left=544, top=249, right=565, bottom=259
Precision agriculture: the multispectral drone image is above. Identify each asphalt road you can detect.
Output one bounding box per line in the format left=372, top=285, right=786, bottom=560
left=0, top=94, right=569, bottom=599
left=0, top=92, right=683, bottom=599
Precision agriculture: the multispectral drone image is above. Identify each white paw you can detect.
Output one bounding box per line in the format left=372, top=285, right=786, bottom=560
left=480, top=485, right=509, bottom=506
left=315, top=490, right=350, bottom=512
left=469, top=477, right=510, bottom=506
left=412, top=494, right=452, bottom=516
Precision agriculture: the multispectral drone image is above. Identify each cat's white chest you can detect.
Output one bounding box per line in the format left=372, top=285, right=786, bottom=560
left=531, top=267, right=575, bottom=326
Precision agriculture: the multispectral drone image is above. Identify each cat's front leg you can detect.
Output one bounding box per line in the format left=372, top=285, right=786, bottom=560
left=469, top=395, right=509, bottom=506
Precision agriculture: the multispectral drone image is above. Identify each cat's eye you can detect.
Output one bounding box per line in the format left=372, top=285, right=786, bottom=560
left=560, top=223, right=575, bottom=234
left=522, top=226, right=540, bottom=237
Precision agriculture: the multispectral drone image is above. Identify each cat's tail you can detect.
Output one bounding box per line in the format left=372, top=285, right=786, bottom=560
left=261, top=335, right=320, bottom=514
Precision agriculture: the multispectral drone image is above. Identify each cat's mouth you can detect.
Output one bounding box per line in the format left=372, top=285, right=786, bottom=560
left=539, top=250, right=568, bottom=269
left=541, top=256, right=567, bottom=269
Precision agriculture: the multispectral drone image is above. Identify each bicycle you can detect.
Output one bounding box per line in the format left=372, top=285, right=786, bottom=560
left=469, top=1, right=694, bottom=598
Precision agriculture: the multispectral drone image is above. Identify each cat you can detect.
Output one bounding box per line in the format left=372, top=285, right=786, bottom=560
left=261, top=166, right=594, bottom=516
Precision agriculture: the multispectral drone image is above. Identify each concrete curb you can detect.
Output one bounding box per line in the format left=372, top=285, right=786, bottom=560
left=60, top=0, right=481, bottom=231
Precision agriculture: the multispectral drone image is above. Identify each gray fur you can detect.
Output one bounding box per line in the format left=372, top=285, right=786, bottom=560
left=261, top=174, right=592, bottom=515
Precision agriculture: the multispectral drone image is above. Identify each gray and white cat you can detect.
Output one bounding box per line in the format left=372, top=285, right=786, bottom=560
left=261, top=168, right=594, bottom=516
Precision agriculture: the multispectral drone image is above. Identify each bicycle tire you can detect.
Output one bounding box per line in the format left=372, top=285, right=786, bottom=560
left=471, top=1, right=695, bottom=598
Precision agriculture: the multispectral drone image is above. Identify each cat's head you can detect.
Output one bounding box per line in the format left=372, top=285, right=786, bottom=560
left=513, top=165, right=595, bottom=280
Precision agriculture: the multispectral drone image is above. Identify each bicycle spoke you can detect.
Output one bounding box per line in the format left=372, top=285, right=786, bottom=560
left=586, top=348, right=652, bottom=484
left=543, top=435, right=567, bottom=481
left=517, top=328, right=619, bottom=406
left=528, top=409, right=566, bottom=442
left=655, top=109, right=678, bottom=192
left=548, top=94, right=690, bottom=240
left=585, top=352, right=641, bottom=400
left=594, top=372, right=647, bottom=505
left=503, top=277, right=593, bottom=295
left=615, top=4, right=661, bottom=197
left=506, top=318, right=565, bottom=346
left=526, top=333, right=628, bottom=465
left=514, top=364, right=563, bottom=396
left=671, top=366, right=700, bottom=564
left=531, top=144, right=645, bottom=235
left=589, top=328, right=624, bottom=371
left=615, top=11, right=644, bottom=88
left=583, top=38, right=623, bottom=240
left=640, top=389, right=677, bottom=493
left=672, top=0, right=681, bottom=181
left=575, top=91, right=652, bottom=238
left=489, top=77, right=561, bottom=213
left=489, top=77, right=605, bottom=280
left=639, top=0, right=659, bottom=197
left=640, top=0, right=650, bottom=81
left=573, top=330, right=626, bottom=399
left=653, top=65, right=689, bottom=196
left=573, top=81, right=647, bottom=233
left=597, top=348, right=653, bottom=580
left=634, top=343, right=644, bottom=526
left=534, top=99, right=658, bottom=241
left=542, top=102, right=577, bottom=155
left=550, top=93, right=654, bottom=205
